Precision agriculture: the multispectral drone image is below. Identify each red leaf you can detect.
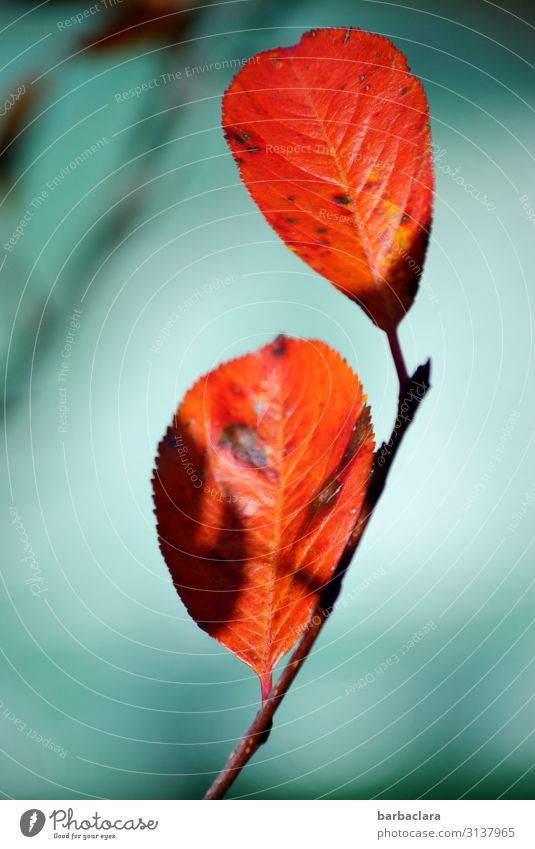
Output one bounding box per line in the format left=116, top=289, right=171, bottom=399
left=152, top=336, right=374, bottom=697
left=223, top=28, right=433, bottom=332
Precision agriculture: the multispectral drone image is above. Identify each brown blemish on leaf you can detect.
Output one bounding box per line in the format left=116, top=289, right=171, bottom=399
left=232, top=131, right=251, bottom=145
left=271, top=334, right=287, bottom=357
left=312, top=478, right=343, bottom=512
left=310, top=405, right=372, bottom=519
left=341, top=405, right=373, bottom=467
left=219, top=424, right=268, bottom=468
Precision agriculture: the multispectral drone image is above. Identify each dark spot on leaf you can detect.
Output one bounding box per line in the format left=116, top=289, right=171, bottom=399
left=341, top=405, right=373, bottom=467
left=271, top=334, right=287, bottom=357
left=360, top=73, right=366, bottom=82
left=287, top=195, right=296, bottom=202
left=401, top=86, right=409, bottom=95
left=286, top=216, right=297, bottom=223
left=219, top=424, right=268, bottom=469
left=232, top=131, right=250, bottom=145
left=344, top=29, right=351, bottom=44
left=317, top=226, right=327, bottom=233
left=334, top=194, right=351, bottom=205
left=246, top=146, right=260, bottom=152
left=312, top=477, right=343, bottom=512
left=401, top=213, right=409, bottom=223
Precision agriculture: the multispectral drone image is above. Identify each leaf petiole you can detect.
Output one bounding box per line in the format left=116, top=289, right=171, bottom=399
left=387, top=327, right=409, bottom=392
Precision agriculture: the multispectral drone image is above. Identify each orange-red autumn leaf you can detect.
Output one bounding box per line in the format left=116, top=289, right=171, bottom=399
left=223, top=28, right=433, bottom=332
left=152, top=336, right=374, bottom=698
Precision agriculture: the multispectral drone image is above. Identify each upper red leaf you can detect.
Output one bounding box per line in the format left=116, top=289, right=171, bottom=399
left=223, top=27, right=433, bottom=332
left=152, top=336, right=374, bottom=697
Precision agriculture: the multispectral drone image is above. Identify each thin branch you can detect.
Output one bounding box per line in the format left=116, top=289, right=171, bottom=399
left=387, top=327, right=409, bottom=390
left=204, top=359, right=431, bottom=800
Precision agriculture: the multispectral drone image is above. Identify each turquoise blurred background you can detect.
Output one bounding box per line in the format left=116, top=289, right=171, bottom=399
left=1, top=0, right=534, bottom=800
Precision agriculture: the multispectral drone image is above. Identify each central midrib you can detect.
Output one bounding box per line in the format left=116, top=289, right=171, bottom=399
left=290, top=63, right=381, bottom=290
left=261, top=356, right=289, bottom=680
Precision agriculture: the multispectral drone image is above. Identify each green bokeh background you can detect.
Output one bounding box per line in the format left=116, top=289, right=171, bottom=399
left=1, top=0, right=534, bottom=800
